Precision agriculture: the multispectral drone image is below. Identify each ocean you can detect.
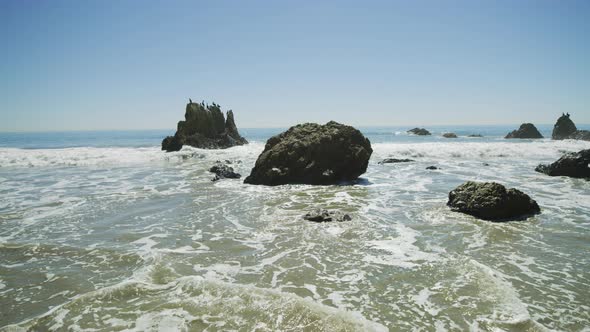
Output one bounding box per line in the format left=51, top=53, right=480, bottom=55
left=0, top=125, right=589, bottom=331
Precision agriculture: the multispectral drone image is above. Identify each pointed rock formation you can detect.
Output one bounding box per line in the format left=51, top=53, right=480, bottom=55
left=551, top=114, right=590, bottom=141
left=505, top=123, right=543, bottom=139
left=162, top=102, right=248, bottom=152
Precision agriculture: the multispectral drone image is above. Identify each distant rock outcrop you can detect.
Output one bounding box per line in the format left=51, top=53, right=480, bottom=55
left=303, top=209, right=352, bottom=222
left=408, top=128, right=431, bottom=136
left=505, top=123, right=543, bottom=139
left=468, top=134, right=483, bottom=138
left=535, top=149, right=590, bottom=178
left=551, top=114, right=590, bottom=141
left=162, top=102, right=248, bottom=152
left=244, top=121, right=372, bottom=186
left=442, top=133, right=458, bottom=138
left=448, top=181, right=540, bottom=221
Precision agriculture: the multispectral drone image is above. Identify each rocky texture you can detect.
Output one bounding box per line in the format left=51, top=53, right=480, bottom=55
left=162, top=102, right=248, bottom=152
left=468, top=134, right=483, bottom=138
left=447, top=181, right=540, bottom=221
left=303, top=209, right=351, bottom=222
left=535, top=149, right=590, bottom=178
left=569, top=130, right=590, bottom=141
left=244, top=121, right=372, bottom=186
left=443, top=133, right=458, bottom=138
left=505, top=123, right=543, bottom=139
left=209, top=161, right=241, bottom=181
left=379, top=158, right=414, bottom=164
left=426, top=166, right=439, bottom=170
left=407, top=128, right=431, bottom=136
left=552, top=113, right=577, bottom=140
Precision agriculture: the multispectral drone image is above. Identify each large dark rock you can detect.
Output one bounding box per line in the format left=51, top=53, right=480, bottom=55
left=408, top=128, right=431, bottom=136
left=303, top=209, right=352, bottom=222
left=244, top=121, right=372, bottom=186
left=162, top=102, right=248, bottom=152
left=505, top=123, right=543, bottom=139
left=550, top=113, right=590, bottom=141
left=447, top=181, right=540, bottom=221
left=379, top=158, right=414, bottom=164
left=442, top=132, right=458, bottom=138
left=535, top=149, right=590, bottom=178
left=210, top=161, right=241, bottom=181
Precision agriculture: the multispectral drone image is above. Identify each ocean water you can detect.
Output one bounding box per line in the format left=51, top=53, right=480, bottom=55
left=0, top=125, right=589, bottom=331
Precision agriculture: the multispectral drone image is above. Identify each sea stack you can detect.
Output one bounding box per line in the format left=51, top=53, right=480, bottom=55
left=244, top=121, right=372, bottom=186
left=162, top=101, right=248, bottom=152
left=505, top=123, right=543, bottom=139
left=551, top=113, right=590, bottom=141
left=448, top=181, right=540, bottom=221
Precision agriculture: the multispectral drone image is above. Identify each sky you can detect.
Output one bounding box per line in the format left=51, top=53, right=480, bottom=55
left=0, top=0, right=589, bottom=131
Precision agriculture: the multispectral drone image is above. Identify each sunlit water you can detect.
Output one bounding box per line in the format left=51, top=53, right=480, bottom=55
left=0, top=126, right=589, bottom=331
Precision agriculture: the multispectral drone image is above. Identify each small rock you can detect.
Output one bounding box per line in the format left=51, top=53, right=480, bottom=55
left=505, top=123, right=543, bottom=139
left=407, top=128, right=431, bottom=136
left=442, top=133, right=458, bottom=138
left=535, top=149, right=590, bottom=178
left=426, top=166, right=439, bottom=170
left=447, top=181, right=540, bottom=221
left=209, top=162, right=241, bottom=181
left=468, top=134, right=483, bottom=138
left=303, top=209, right=352, bottom=222
left=379, top=158, right=414, bottom=164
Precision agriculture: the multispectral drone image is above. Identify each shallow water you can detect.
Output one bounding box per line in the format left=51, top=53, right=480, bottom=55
left=0, top=126, right=589, bottom=331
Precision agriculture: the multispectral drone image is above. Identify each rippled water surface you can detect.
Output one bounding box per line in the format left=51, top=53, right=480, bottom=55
left=0, top=126, right=589, bottom=331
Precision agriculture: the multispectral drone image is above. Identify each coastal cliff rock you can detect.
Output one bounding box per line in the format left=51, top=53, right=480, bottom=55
left=448, top=181, right=540, bottom=221
left=244, top=121, right=372, bottom=186
left=535, top=149, right=590, bottom=178
left=408, top=128, right=431, bottom=136
left=442, top=133, right=458, bottom=138
left=505, top=123, right=543, bottom=139
left=551, top=114, right=590, bottom=141
left=162, top=102, right=248, bottom=152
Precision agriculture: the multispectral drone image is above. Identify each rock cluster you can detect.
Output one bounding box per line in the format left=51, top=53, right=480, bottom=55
left=551, top=114, right=590, bottom=141
left=162, top=102, right=248, bottom=152
left=303, top=209, right=352, bottom=222
left=244, top=121, right=372, bottom=186
left=535, top=149, right=590, bottom=178
left=505, top=123, right=543, bottom=139
left=407, top=128, right=431, bottom=136
left=447, top=181, right=540, bottom=221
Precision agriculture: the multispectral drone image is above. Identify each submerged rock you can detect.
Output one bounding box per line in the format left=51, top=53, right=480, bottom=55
left=505, top=123, right=543, bottom=139
left=447, top=181, right=540, bottom=221
left=244, top=121, right=372, bottom=186
left=407, top=128, right=431, bottom=136
left=468, top=134, right=483, bottom=138
left=162, top=102, right=248, bottom=152
left=379, top=158, right=414, bottom=164
left=303, top=209, right=352, bottom=222
left=426, top=166, right=439, bottom=170
left=210, top=161, right=241, bottom=181
left=535, top=149, right=590, bottom=178
left=442, top=133, right=458, bottom=138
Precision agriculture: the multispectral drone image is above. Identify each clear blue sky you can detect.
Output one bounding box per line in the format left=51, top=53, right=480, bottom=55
left=1, top=0, right=589, bottom=131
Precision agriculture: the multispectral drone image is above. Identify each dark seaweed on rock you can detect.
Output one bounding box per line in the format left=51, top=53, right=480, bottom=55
left=162, top=102, right=248, bottom=152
